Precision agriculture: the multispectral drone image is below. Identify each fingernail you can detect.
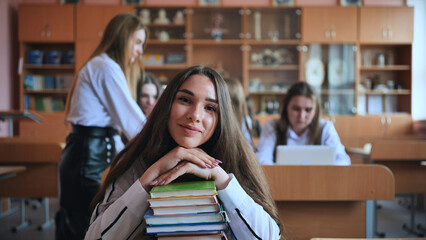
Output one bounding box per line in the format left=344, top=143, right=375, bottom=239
left=205, top=163, right=212, bottom=168
left=149, top=180, right=158, bottom=186
left=215, top=159, right=222, bottom=163
left=160, top=180, right=166, bottom=185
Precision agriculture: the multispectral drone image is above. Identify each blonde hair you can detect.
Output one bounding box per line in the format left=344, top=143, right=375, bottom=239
left=65, top=13, right=148, bottom=116
left=224, top=77, right=255, bottom=146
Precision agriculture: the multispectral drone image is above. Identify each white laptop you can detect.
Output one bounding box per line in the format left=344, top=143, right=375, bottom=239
left=275, top=145, right=336, bottom=165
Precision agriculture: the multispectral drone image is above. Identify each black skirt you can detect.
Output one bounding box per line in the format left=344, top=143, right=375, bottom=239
left=56, top=124, right=117, bottom=240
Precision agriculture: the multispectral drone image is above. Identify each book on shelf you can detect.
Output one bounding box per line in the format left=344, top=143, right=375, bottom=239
left=25, top=96, right=65, bottom=112
left=148, top=195, right=218, bottom=208
left=152, top=203, right=221, bottom=216
left=146, top=222, right=227, bottom=234
left=145, top=208, right=228, bottom=225
left=23, top=74, right=72, bottom=90
left=150, top=180, right=216, bottom=199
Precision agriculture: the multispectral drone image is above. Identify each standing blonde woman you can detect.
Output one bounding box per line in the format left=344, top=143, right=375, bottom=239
left=85, top=66, right=284, bottom=239
left=56, top=13, right=149, bottom=240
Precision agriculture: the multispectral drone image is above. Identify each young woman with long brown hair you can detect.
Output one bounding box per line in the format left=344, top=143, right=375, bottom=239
left=56, top=13, right=149, bottom=239
left=85, top=65, right=284, bottom=239
left=256, top=81, right=350, bottom=165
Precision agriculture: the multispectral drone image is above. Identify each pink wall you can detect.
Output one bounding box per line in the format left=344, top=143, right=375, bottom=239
left=0, top=0, right=20, bottom=137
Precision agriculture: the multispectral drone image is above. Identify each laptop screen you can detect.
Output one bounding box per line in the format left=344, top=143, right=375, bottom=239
left=275, top=145, right=336, bottom=165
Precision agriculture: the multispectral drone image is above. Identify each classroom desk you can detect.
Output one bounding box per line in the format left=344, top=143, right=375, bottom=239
left=346, top=139, right=426, bottom=194
left=0, top=166, right=26, bottom=218
left=0, top=110, right=41, bottom=137
left=346, top=139, right=426, bottom=236
left=0, top=138, right=63, bottom=197
left=0, top=138, right=63, bottom=231
left=262, top=165, right=394, bottom=240
left=0, top=166, right=26, bottom=181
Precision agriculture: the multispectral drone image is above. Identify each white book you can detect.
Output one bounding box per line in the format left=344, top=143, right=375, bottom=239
left=152, top=203, right=220, bottom=216
left=146, top=222, right=227, bottom=234
left=148, top=195, right=218, bottom=208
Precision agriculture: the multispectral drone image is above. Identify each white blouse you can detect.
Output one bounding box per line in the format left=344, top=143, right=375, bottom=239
left=67, top=53, right=146, bottom=151
left=256, top=119, right=351, bottom=165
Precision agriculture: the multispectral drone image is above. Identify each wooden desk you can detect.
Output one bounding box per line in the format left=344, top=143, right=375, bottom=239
left=0, top=166, right=26, bottom=180
left=347, top=139, right=426, bottom=194
left=0, top=110, right=41, bottom=137
left=0, top=138, right=63, bottom=198
left=0, top=166, right=26, bottom=217
left=262, top=165, right=394, bottom=240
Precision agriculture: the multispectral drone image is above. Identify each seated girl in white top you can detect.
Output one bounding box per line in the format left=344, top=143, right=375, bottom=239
left=85, top=66, right=283, bottom=240
left=256, top=82, right=351, bottom=165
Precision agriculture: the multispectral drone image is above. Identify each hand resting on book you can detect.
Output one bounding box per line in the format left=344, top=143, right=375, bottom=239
left=139, top=146, right=226, bottom=192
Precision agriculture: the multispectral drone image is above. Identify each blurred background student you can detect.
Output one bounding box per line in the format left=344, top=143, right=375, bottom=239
left=136, top=72, right=162, bottom=117
left=256, top=81, right=350, bottom=165
left=56, top=13, right=149, bottom=240
left=224, top=77, right=257, bottom=149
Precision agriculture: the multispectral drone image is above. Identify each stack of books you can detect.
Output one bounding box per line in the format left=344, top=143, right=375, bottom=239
left=145, top=180, right=229, bottom=240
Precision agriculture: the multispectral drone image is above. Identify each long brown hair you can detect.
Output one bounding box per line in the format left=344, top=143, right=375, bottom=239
left=136, top=72, right=162, bottom=110
left=275, top=81, right=322, bottom=148
left=65, top=13, right=149, bottom=117
left=92, top=65, right=284, bottom=235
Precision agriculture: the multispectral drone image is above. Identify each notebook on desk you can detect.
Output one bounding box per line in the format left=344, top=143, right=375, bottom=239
left=275, top=145, right=336, bottom=165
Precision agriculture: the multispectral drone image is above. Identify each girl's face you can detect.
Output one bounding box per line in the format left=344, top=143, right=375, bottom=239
left=128, top=29, right=146, bottom=64
left=138, top=83, right=157, bottom=117
left=287, top=95, right=316, bottom=136
left=168, top=75, right=219, bottom=149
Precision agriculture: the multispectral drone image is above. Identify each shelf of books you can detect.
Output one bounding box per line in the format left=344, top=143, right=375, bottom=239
left=145, top=180, right=229, bottom=239
left=20, top=42, right=75, bottom=112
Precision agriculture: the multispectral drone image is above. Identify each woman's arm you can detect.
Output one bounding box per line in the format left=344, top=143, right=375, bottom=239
left=255, top=120, right=277, bottom=165
left=219, top=174, right=281, bottom=239
left=85, top=169, right=150, bottom=240
left=321, top=120, right=351, bottom=165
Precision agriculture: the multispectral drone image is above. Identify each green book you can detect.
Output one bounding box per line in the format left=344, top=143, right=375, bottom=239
left=150, top=181, right=216, bottom=199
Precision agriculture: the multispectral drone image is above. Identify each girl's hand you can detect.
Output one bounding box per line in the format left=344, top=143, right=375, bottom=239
left=139, top=147, right=221, bottom=191
left=150, top=161, right=231, bottom=190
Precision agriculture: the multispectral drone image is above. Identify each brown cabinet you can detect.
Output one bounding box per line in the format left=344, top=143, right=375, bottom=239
left=359, top=7, right=413, bottom=43
left=18, top=5, right=74, bottom=42
left=302, top=7, right=357, bottom=43
left=75, top=6, right=133, bottom=71
left=16, top=4, right=415, bottom=139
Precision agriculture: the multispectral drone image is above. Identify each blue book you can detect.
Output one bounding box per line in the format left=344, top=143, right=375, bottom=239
left=146, top=222, right=227, bottom=234
left=145, top=209, right=228, bottom=226
left=24, top=75, right=34, bottom=90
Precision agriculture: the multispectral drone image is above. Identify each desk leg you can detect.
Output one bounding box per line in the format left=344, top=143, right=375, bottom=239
left=366, top=200, right=374, bottom=238
left=11, top=199, right=31, bottom=232
left=0, top=198, right=19, bottom=219
left=38, top=198, right=54, bottom=230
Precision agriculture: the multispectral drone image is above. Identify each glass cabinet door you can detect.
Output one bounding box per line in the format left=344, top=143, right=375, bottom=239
left=246, top=8, right=301, bottom=41
left=191, top=8, right=242, bottom=41
left=303, top=44, right=356, bottom=115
